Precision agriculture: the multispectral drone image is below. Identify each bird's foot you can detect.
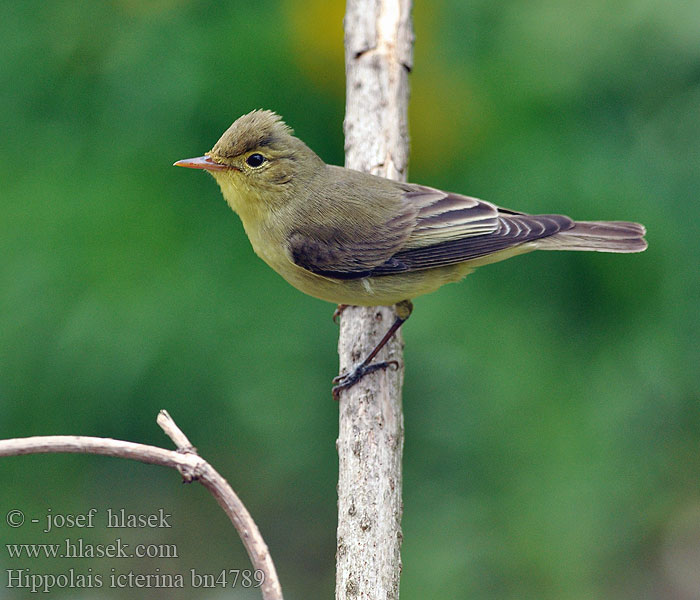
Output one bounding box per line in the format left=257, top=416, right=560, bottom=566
left=332, top=360, right=400, bottom=401
left=332, top=304, right=349, bottom=324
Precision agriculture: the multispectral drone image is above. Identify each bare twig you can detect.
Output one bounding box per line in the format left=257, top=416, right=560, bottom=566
left=157, top=409, right=196, bottom=451
left=0, top=411, right=284, bottom=600
left=337, top=1, right=413, bottom=599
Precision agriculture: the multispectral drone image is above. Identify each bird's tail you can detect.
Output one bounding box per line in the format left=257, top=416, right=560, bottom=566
left=533, top=221, right=647, bottom=253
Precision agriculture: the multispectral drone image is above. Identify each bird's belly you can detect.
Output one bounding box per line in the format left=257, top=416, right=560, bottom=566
left=277, top=262, right=475, bottom=306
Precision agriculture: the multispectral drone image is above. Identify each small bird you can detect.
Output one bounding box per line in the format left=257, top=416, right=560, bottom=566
left=175, top=110, right=647, bottom=397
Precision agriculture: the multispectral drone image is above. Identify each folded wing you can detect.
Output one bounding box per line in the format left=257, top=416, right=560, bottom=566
left=288, top=184, right=577, bottom=279
left=372, top=186, right=574, bottom=273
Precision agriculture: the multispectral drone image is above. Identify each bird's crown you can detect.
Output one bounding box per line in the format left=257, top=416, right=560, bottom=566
left=210, top=110, right=294, bottom=159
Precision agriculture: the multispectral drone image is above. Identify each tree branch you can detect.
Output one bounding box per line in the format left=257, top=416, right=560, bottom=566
left=337, top=1, right=413, bottom=599
left=0, top=410, right=284, bottom=600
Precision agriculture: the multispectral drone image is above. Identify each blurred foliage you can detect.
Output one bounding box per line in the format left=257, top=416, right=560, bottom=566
left=1, top=1, right=698, bottom=599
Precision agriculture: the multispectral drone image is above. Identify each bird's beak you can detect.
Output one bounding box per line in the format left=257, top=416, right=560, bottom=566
left=173, top=155, right=230, bottom=171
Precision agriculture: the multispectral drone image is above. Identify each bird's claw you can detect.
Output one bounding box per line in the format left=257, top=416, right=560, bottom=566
left=332, top=304, right=349, bottom=324
left=332, top=360, right=400, bottom=400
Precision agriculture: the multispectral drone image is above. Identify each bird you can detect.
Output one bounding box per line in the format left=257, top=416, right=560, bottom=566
left=174, top=110, right=647, bottom=398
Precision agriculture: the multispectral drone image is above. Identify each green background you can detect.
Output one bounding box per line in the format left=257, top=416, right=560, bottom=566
left=1, top=1, right=698, bottom=598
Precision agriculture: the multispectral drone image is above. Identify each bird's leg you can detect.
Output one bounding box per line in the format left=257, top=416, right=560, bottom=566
left=332, top=300, right=413, bottom=400
left=332, top=304, right=349, bottom=324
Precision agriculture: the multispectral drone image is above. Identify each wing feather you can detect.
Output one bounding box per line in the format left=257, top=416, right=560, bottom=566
left=372, top=212, right=573, bottom=274
left=287, top=182, right=574, bottom=279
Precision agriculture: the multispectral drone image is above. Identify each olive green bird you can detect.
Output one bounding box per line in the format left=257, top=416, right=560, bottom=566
left=175, top=110, right=647, bottom=397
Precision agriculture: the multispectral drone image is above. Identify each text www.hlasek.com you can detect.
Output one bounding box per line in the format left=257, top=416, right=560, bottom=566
left=6, top=538, right=177, bottom=559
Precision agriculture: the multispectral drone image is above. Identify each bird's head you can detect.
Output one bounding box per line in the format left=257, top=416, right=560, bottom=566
left=175, top=110, right=323, bottom=214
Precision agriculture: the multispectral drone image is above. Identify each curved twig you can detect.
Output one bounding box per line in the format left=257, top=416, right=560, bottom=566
left=0, top=410, right=283, bottom=600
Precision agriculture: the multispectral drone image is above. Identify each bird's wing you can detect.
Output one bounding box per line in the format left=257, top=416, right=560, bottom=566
left=370, top=185, right=574, bottom=274
left=286, top=193, right=417, bottom=279
left=287, top=184, right=573, bottom=279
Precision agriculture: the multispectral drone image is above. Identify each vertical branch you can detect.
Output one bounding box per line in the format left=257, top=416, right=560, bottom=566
left=337, top=1, right=413, bottom=599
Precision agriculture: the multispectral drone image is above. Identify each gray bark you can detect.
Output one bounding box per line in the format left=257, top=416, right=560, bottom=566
left=336, top=1, right=413, bottom=599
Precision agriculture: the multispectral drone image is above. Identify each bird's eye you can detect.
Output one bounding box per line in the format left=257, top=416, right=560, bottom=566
left=246, top=153, right=266, bottom=168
